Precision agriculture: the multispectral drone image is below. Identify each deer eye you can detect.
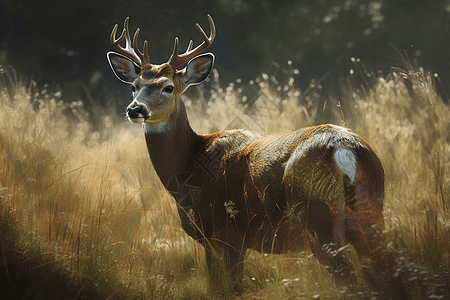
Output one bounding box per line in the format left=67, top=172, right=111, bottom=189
left=164, top=86, right=174, bottom=93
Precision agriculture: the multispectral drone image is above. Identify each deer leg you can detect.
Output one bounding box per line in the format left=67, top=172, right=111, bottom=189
left=307, top=199, right=357, bottom=286
left=204, top=242, right=245, bottom=294
left=227, top=246, right=245, bottom=293
left=289, top=160, right=356, bottom=285
left=338, top=171, right=386, bottom=289
left=346, top=204, right=385, bottom=289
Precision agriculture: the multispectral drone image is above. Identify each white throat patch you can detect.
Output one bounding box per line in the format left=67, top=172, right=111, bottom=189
left=144, top=122, right=172, bottom=135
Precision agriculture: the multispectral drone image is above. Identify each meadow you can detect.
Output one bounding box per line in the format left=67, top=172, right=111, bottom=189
left=1, top=55, right=449, bottom=299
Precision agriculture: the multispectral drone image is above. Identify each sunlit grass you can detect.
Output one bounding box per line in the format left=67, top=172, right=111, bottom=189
left=1, top=55, right=449, bottom=299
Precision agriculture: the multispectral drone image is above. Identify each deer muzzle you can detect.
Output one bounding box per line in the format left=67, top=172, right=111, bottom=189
left=127, top=103, right=147, bottom=123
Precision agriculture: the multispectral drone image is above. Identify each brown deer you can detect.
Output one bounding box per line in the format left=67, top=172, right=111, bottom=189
left=107, top=15, right=384, bottom=290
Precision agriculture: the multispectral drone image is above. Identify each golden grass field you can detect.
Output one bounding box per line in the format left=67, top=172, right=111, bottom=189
left=1, top=57, right=449, bottom=299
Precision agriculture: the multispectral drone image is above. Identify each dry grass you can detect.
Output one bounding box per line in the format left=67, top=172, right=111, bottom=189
left=0, top=56, right=449, bottom=299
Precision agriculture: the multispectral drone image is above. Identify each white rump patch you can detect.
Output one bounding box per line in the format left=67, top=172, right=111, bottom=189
left=334, top=147, right=356, bottom=182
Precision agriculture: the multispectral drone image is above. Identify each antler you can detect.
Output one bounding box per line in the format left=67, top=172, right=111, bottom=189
left=168, top=14, right=216, bottom=69
left=110, top=17, right=150, bottom=65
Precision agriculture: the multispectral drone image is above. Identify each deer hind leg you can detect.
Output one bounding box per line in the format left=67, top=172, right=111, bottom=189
left=344, top=182, right=385, bottom=289
left=306, top=199, right=357, bottom=286
left=325, top=153, right=385, bottom=290
left=289, top=158, right=357, bottom=286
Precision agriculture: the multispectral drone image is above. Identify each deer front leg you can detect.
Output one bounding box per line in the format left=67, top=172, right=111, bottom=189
left=205, top=242, right=245, bottom=294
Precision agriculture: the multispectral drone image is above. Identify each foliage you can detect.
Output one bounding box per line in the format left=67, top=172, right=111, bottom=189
left=1, top=0, right=450, bottom=108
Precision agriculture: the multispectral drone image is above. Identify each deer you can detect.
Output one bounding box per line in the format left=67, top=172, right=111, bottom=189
left=107, top=15, right=385, bottom=291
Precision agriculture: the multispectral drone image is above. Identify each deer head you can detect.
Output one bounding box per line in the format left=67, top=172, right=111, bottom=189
left=107, top=15, right=216, bottom=130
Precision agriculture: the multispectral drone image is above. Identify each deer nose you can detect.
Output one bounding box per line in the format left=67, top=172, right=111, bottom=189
left=127, top=105, right=144, bottom=118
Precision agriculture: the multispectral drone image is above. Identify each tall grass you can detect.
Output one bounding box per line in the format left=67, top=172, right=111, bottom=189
left=0, top=55, right=449, bottom=299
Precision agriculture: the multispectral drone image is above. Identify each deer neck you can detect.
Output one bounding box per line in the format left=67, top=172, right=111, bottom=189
left=143, top=101, right=199, bottom=187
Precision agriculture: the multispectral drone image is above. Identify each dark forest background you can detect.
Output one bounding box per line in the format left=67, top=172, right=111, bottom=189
left=1, top=0, right=449, bottom=115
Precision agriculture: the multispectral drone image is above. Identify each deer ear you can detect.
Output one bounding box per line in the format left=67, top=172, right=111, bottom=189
left=181, top=53, right=215, bottom=87
left=107, top=52, right=141, bottom=83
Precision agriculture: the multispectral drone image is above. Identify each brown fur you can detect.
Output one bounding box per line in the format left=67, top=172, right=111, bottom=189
left=141, top=63, right=176, bottom=81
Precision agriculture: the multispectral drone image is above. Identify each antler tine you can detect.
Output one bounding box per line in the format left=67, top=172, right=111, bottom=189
left=168, top=14, right=216, bottom=69
left=110, top=17, right=149, bottom=66
left=132, top=29, right=150, bottom=64
left=186, top=40, right=194, bottom=52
